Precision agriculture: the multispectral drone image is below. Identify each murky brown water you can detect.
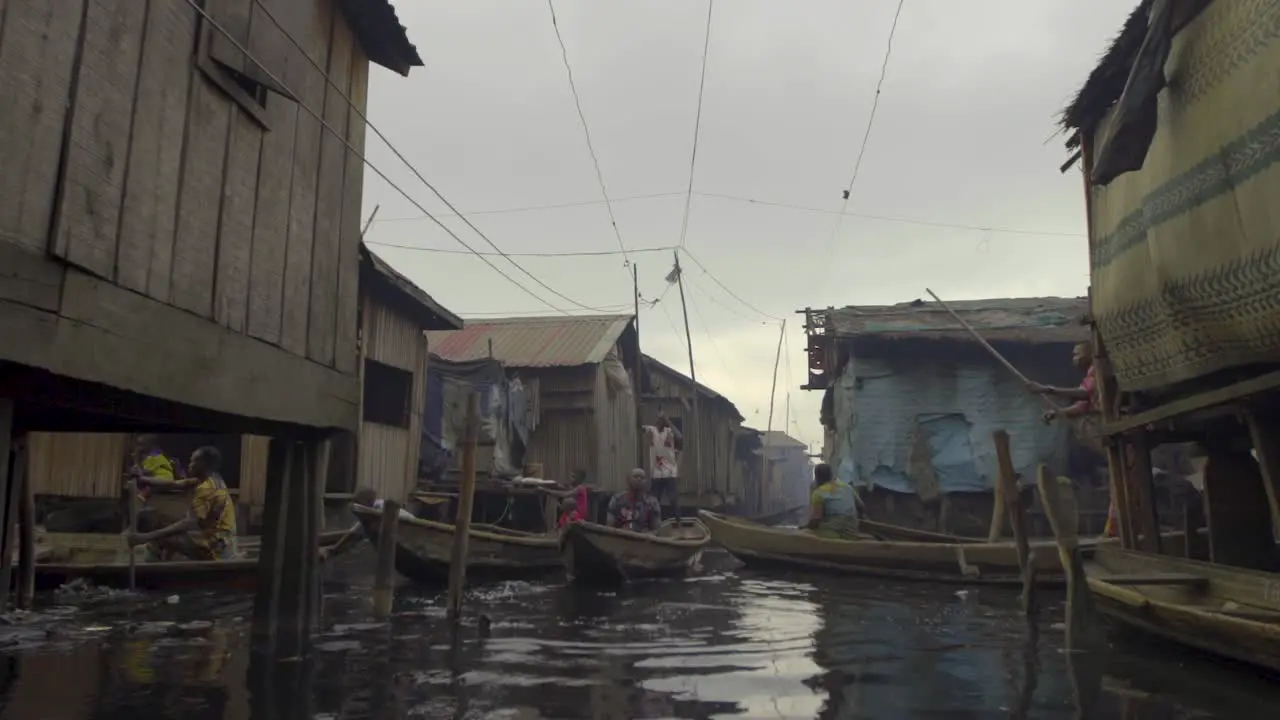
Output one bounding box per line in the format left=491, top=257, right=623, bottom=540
left=2, top=559, right=1279, bottom=718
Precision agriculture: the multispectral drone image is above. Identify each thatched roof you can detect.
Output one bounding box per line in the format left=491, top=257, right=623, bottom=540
left=1060, top=2, right=1153, bottom=150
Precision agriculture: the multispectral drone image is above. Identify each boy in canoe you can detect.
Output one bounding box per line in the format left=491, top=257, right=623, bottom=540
left=606, top=469, right=662, bottom=533
left=807, top=463, right=860, bottom=539
left=320, top=487, right=416, bottom=561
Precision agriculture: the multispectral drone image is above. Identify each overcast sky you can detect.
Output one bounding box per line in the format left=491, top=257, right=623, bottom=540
left=360, top=0, right=1133, bottom=453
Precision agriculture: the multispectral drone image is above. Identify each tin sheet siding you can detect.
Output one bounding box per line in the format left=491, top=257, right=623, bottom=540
left=426, top=314, right=632, bottom=367
left=365, top=299, right=421, bottom=371
left=594, top=362, right=638, bottom=495
left=832, top=356, right=1069, bottom=493
left=358, top=421, right=410, bottom=500
left=239, top=434, right=271, bottom=506
left=26, top=433, right=130, bottom=498
left=525, top=410, right=595, bottom=486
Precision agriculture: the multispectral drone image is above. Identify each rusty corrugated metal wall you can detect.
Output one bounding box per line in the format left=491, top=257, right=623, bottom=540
left=357, top=300, right=428, bottom=502
left=26, top=432, right=130, bottom=498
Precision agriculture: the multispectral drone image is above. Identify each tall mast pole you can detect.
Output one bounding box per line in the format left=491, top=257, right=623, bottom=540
left=673, top=250, right=699, bottom=518
left=763, top=319, right=786, bottom=513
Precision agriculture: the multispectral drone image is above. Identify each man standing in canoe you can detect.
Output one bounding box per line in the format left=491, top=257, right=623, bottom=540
left=642, top=412, right=682, bottom=518
left=606, top=469, right=662, bottom=533
left=1027, top=341, right=1117, bottom=536
left=806, top=463, right=860, bottom=539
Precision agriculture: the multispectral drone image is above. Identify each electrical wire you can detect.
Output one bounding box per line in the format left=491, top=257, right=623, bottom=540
left=244, top=0, right=617, bottom=313
left=677, top=1, right=715, bottom=250
left=696, top=192, right=1085, bottom=238
left=373, top=191, right=684, bottom=223
left=547, top=0, right=631, bottom=266
left=683, top=280, right=733, bottom=380
left=678, top=248, right=783, bottom=322
left=827, top=0, right=907, bottom=256
left=366, top=241, right=677, bottom=258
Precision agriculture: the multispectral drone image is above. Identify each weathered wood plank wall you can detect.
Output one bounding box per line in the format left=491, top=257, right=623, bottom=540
left=0, top=0, right=382, bottom=431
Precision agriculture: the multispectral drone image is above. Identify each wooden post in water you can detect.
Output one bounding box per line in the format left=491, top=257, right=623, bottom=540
left=992, top=430, right=1036, bottom=614
left=15, top=438, right=34, bottom=609
left=126, top=476, right=138, bottom=593
left=371, top=498, right=401, bottom=620
left=447, top=391, right=480, bottom=622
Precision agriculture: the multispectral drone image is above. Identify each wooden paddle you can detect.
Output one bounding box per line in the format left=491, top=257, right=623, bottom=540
left=1036, top=466, right=1107, bottom=717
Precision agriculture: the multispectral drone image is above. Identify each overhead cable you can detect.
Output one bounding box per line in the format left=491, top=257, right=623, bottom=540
left=677, top=0, right=715, bottom=250
left=547, top=0, right=631, bottom=266
left=244, top=0, right=616, bottom=312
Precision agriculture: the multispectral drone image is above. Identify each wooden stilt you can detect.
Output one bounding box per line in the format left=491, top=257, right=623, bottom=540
left=276, top=440, right=315, bottom=657
left=993, top=431, right=1035, bottom=614
left=0, top=399, right=16, bottom=611
left=15, top=438, right=34, bottom=610
left=1243, top=408, right=1280, bottom=540
left=252, top=436, right=294, bottom=656
left=1127, top=433, right=1162, bottom=554
left=447, top=391, right=480, bottom=622
left=305, top=438, right=330, bottom=633
left=371, top=498, right=400, bottom=620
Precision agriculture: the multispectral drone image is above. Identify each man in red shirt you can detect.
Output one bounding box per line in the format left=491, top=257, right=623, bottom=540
left=1028, top=341, right=1116, bottom=535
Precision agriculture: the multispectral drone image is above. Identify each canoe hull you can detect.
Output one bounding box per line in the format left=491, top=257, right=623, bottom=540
left=1085, top=547, right=1280, bottom=673
left=700, top=510, right=1079, bottom=585
left=353, top=506, right=560, bottom=585
left=29, top=530, right=348, bottom=591
left=560, top=520, right=709, bottom=585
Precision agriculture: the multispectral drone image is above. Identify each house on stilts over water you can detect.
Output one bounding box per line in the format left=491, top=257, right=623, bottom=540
left=1057, top=0, right=1280, bottom=675
left=0, top=0, right=423, bottom=655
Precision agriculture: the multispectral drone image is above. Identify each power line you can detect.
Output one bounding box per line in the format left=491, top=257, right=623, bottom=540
left=547, top=0, right=630, bottom=266
left=461, top=306, right=632, bottom=317
left=373, top=191, right=683, bottom=223
left=677, top=1, right=715, bottom=250
left=828, top=0, right=907, bottom=256
left=684, top=280, right=732, bottom=379
left=245, top=0, right=617, bottom=313
left=188, top=0, right=571, bottom=313
left=366, top=241, right=677, bottom=258
left=679, top=248, right=783, bottom=322
left=696, top=192, right=1084, bottom=238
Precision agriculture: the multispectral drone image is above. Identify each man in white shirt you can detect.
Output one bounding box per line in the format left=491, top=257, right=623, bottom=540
left=642, top=412, right=682, bottom=517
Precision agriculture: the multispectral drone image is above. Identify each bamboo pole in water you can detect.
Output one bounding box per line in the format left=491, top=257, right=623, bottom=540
left=16, top=439, right=35, bottom=608
left=447, top=391, right=479, bottom=622
left=371, top=499, right=401, bottom=620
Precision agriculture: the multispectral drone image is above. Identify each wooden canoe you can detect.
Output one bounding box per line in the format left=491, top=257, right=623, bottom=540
left=1082, top=545, right=1280, bottom=673
left=31, top=530, right=347, bottom=591
left=560, top=518, right=710, bottom=584
left=700, top=510, right=1121, bottom=585
left=351, top=505, right=560, bottom=584
left=748, top=504, right=807, bottom=526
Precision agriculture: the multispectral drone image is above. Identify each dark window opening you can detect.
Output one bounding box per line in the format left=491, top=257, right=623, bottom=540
left=363, top=359, right=412, bottom=428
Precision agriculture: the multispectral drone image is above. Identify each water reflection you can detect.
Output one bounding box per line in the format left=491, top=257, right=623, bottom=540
left=2, top=572, right=1280, bottom=718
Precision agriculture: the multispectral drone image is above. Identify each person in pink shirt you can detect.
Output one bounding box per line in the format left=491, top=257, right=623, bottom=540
left=1028, top=341, right=1116, bottom=535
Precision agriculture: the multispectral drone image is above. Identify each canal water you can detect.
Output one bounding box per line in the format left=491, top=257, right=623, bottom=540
left=2, top=556, right=1279, bottom=718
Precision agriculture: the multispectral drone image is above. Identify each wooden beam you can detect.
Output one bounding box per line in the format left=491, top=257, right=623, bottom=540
left=1102, top=369, right=1280, bottom=437
left=1103, top=573, right=1208, bottom=588
left=0, top=399, right=11, bottom=610
left=0, top=271, right=359, bottom=431
left=1244, top=408, right=1280, bottom=539
left=1127, top=433, right=1162, bottom=554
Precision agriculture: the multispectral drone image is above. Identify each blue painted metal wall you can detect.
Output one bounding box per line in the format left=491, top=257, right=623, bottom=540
left=830, top=354, right=1070, bottom=494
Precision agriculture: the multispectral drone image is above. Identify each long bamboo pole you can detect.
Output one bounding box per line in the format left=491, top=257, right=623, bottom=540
left=673, top=251, right=698, bottom=519
left=762, top=320, right=786, bottom=514
left=447, top=391, right=479, bottom=621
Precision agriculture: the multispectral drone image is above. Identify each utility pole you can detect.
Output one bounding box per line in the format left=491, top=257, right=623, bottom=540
left=673, top=250, right=698, bottom=520
left=762, top=319, right=786, bottom=514
left=632, top=263, right=645, bottom=467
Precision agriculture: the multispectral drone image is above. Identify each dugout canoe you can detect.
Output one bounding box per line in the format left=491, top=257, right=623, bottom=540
left=352, top=504, right=560, bottom=584
left=560, top=518, right=710, bottom=584
left=701, top=510, right=1126, bottom=585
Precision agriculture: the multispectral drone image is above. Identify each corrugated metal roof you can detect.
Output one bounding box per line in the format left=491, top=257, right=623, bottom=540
left=340, top=0, right=423, bottom=77
left=761, top=430, right=808, bottom=449
left=361, top=244, right=462, bottom=330
left=828, top=296, right=1089, bottom=344
left=427, top=314, right=634, bottom=367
